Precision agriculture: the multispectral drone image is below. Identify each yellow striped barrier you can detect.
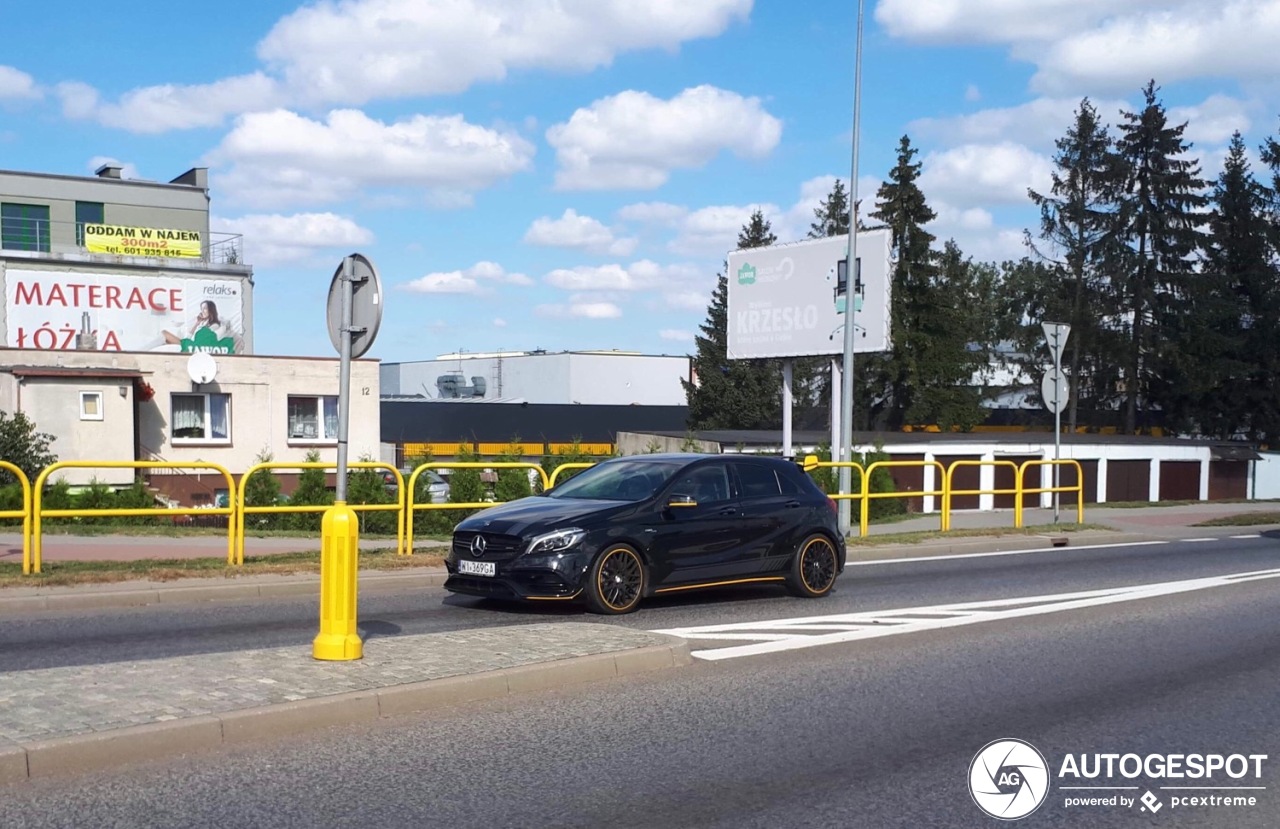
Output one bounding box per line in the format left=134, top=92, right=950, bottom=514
left=31, top=461, right=237, bottom=574
left=237, top=461, right=406, bottom=565
left=941, top=460, right=1021, bottom=532
left=0, top=462, right=33, bottom=574
left=1016, top=459, right=1085, bottom=527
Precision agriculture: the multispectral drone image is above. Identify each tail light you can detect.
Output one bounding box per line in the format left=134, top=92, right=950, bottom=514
left=827, top=497, right=838, bottom=516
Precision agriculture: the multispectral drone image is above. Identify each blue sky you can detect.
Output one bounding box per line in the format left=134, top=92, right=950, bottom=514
left=3, top=0, right=1279, bottom=363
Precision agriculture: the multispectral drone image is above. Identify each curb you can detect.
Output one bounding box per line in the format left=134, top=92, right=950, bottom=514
left=847, top=531, right=1154, bottom=562
left=0, top=570, right=448, bottom=614
left=0, top=640, right=693, bottom=785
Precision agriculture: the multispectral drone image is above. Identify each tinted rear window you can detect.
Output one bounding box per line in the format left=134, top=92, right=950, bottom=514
left=736, top=463, right=781, bottom=498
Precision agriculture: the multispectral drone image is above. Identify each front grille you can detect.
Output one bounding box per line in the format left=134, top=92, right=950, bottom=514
left=445, top=576, right=520, bottom=599
left=452, top=530, right=526, bottom=561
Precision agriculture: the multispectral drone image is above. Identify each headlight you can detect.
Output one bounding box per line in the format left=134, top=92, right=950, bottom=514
left=526, top=527, right=585, bottom=554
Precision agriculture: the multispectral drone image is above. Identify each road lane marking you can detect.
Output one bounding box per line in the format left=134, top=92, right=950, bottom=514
left=1184, top=537, right=1218, bottom=542
left=848, top=540, right=1169, bottom=567
left=1231, top=534, right=1263, bottom=539
left=652, top=567, right=1280, bottom=661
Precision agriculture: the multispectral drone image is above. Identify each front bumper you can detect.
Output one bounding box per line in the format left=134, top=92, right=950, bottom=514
left=444, top=549, right=592, bottom=602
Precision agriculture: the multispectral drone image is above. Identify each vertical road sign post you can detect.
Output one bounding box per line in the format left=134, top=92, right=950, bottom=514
left=314, top=253, right=383, bottom=662
left=1041, top=321, right=1071, bottom=523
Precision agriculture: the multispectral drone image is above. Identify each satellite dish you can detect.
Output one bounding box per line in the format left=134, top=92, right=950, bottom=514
left=187, top=352, right=218, bottom=385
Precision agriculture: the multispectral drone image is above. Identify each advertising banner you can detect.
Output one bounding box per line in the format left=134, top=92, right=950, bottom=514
left=83, top=224, right=202, bottom=258
left=725, top=230, right=892, bottom=360
left=5, top=268, right=246, bottom=354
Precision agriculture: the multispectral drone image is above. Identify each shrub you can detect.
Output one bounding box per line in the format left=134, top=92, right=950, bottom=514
left=74, top=478, right=117, bottom=525
left=346, top=456, right=395, bottom=535
left=288, top=449, right=333, bottom=531
left=243, top=448, right=283, bottom=530
left=493, top=438, right=532, bottom=504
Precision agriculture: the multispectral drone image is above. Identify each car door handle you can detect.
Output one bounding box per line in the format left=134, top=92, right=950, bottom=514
left=784, top=500, right=801, bottom=509
left=718, top=507, right=738, bottom=516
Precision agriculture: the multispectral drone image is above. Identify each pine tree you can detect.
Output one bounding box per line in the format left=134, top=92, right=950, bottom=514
left=1026, top=98, right=1126, bottom=431
left=1113, top=81, right=1208, bottom=434
left=863, top=136, right=984, bottom=431
left=809, top=179, right=850, bottom=239
left=1193, top=132, right=1280, bottom=440
left=682, top=210, right=783, bottom=429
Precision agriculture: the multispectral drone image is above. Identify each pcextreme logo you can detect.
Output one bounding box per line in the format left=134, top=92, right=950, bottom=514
left=968, top=739, right=1269, bottom=820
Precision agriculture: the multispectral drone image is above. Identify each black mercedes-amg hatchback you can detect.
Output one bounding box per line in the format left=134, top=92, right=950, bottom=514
left=443, top=453, right=845, bottom=614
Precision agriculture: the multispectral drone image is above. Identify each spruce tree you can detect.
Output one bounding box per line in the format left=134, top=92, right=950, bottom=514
left=683, top=210, right=782, bottom=429
left=1026, top=98, right=1126, bottom=430
left=1113, top=81, right=1208, bottom=434
left=808, top=180, right=850, bottom=239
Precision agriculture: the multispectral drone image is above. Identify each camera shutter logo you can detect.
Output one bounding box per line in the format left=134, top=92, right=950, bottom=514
left=969, top=738, right=1050, bottom=820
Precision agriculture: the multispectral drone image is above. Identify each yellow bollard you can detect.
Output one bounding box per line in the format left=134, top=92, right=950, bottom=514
left=313, top=502, right=363, bottom=661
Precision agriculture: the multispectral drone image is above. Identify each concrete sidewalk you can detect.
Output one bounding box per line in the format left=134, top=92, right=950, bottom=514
left=0, top=623, right=691, bottom=784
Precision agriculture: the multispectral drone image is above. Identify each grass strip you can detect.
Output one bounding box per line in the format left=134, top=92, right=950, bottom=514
left=846, top=522, right=1111, bottom=547
left=1191, top=512, right=1280, bottom=528
left=0, top=547, right=447, bottom=589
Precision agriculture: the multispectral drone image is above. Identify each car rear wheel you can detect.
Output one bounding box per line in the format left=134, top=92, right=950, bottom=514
left=585, top=545, right=646, bottom=614
left=786, top=534, right=838, bottom=598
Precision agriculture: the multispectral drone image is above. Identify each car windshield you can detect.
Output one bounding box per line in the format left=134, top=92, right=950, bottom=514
left=546, top=460, right=684, bottom=501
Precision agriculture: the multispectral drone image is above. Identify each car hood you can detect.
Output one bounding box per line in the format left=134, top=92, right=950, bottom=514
left=455, top=496, right=632, bottom=537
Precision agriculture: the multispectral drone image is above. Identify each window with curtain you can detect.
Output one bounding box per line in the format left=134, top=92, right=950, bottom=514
left=288, top=395, right=339, bottom=442
left=171, top=393, right=231, bottom=443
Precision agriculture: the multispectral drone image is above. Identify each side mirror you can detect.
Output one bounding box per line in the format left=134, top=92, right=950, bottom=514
left=666, top=494, right=699, bottom=509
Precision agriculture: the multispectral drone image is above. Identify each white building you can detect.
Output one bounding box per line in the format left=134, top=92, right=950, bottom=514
left=381, top=350, right=691, bottom=406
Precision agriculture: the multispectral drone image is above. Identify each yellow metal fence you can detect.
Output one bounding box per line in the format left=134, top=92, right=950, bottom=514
left=4, top=456, right=1085, bottom=574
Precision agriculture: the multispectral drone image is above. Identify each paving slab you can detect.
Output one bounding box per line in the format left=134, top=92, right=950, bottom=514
left=0, top=623, right=691, bottom=784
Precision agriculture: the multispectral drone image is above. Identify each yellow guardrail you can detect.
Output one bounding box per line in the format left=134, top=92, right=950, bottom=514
left=404, top=462, right=551, bottom=555
left=808, top=461, right=867, bottom=503
left=236, top=461, right=406, bottom=565
left=547, top=462, right=595, bottom=488
left=941, top=460, right=1020, bottom=532
left=31, top=461, right=237, bottom=574
left=1016, top=459, right=1085, bottom=527
left=1, top=462, right=33, bottom=575
left=860, top=460, right=946, bottom=538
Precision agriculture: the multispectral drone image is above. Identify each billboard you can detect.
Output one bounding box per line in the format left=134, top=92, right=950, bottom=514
left=726, top=230, right=891, bottom=360
left=83, top=224, right=203, bottom=258
left=5, top=268, right=247, bottom=354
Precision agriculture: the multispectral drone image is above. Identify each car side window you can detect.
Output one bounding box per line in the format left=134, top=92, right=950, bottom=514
left=671, top=464, right=732, bottom=505
left=736, top=463, right=782, bottom=499
left=776, top=468, right=804, bottom=496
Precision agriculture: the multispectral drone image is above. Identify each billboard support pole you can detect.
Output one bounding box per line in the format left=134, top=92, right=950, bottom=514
left=837, top=0, right=866, bottom=537
left=782, top=360, right=794, bottom=459
left=830, top=359, right=841, bottom=463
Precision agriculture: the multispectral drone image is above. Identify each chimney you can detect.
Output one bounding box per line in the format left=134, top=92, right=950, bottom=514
left=94, top=164, right=122, bottom=179
left=169, top=167, right=208, bottom=189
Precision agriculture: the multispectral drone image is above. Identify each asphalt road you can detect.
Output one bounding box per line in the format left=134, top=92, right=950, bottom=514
left=1, top=535, right=1278, bottom=827
left=1, top=534, right=1277, bottom=672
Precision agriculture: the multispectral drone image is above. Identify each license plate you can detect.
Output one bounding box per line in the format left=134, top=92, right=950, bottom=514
left=458, top=559, right=496, bottom=577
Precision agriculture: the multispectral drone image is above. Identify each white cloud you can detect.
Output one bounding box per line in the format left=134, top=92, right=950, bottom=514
left=59, top=0, right=753, bottom=133
left=670, top=202, right=780, bottom=255
left=523, top=209, right=637, bottom=256
left=493, top=318, right=507, bottom=328
left=400, top=261, right=532, bottom=295
left=1170, top=94, right=1254, bottom=145
left=547, top=85, right=783, bottom=190
left=875, top=0, right=1169, bottom=45
left=910, top=96, right=1131, bottom=150
left=663, top=290, right=712, bottom=311
left=55, top=81, right=98, bottom=119
left=0, top=66, right=40, bottom=100
left=260, top=0, right=752, bottom=105
left=659, top=329, right=694, bottom=341
left=617, top=202, right=689, bottom=225
left=62, top=74, right=280, bottom=134
left=920, top=143, right=1054, bottom=206
left=965, top=84, right=982, bottom=102
left=544, top=260, right=700, bottom=292
left=87, top=156, right=140, bottom=181
left=1030, top=1, right=1280, bottom=94
left=210, top=212, right=374, bottom=265
left=535, top=302, right=624, bottom=319
left=208, top=108, right=534, bottom=208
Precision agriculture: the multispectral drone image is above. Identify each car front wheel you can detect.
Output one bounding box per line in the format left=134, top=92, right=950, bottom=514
left=585, top=545, right=646, bottom=614
left=786, top=534, right=838, bottom=598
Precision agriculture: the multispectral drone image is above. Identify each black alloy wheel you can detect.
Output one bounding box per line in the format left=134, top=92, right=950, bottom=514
left=586, top=545, right=646, bottom=614
left=787, top=534, right=838, bottom=598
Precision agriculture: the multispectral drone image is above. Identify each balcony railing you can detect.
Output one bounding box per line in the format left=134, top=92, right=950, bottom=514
left=0, top=217, right=246, bottom=267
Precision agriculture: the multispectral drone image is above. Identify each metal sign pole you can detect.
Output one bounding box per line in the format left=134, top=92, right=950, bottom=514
left=782, top=360, right=794, bottom=459
left=335, top=256, right=354, bottom=502
left=1054, top=347, right=1062, bottom=523
left=838, top=0, right=866, bottom=537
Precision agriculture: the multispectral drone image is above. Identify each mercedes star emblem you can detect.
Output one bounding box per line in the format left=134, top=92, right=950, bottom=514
left=470, top=535, right=487, bottom=556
